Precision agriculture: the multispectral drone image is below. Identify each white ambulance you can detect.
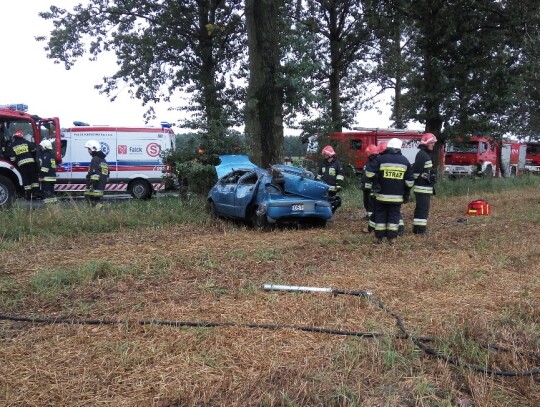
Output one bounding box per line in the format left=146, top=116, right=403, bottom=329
left=56, top=125, right=176, bottom=199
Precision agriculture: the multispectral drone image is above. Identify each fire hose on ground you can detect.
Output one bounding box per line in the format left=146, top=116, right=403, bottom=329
left=1, top=283, right=539, bottom=377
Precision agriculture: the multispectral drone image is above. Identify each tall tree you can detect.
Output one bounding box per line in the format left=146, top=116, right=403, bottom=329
left=245, top=0, right=284, bottom=166
left=293, top=0, right=372, bottom=133
left=38, top=0, right=245, bottom=144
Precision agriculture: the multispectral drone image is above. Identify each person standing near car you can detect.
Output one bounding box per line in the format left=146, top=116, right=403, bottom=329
left=38, top=139, right=58, bottom=205
left=84, top=140, right=109, bottom=208
left=317, top=145, right=344, bottom=213
left=7, top=130, right=40, bottom=200
left=360, top=144, right=379, bottom=232
left=366, top=138, right=414, bottom=244
left=412, top=133, right=438, bottom=235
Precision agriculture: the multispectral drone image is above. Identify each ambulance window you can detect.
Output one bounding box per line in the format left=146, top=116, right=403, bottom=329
left=351, top=140, right=362, bottom=150
left=61, top=140, right=67, bottom=157
left=479, top=142, right=487, bottom=153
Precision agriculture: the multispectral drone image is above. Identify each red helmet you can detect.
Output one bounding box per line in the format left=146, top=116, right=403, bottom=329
left=322, top=145, right=336, bottom=158
left=14, top=130, right=24, bottom=138
left=377, top=141, right=388, bottom=154
left=420, top=133, right=437, bottom=145
left=366, top=144, right=378, bottom=156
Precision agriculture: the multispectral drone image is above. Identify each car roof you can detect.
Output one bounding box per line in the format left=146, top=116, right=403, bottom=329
left=216, top=155, right=259, bottom=179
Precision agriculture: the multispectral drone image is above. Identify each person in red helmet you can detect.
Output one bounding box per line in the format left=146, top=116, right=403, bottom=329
left=7, top=130, right=40, bottom=200
left=360, top=144, right=379, bottom=232
left=412, top=132, right=438, bottom=235
left=317, top=145, right=344, bottom=213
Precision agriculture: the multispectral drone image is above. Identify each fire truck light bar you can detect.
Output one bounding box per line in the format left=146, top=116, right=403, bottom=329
left=0, top=103, right=29, bottom=112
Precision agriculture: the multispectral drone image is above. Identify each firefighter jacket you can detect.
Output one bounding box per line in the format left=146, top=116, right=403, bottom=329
left=317, top=158, right=344, bottom=192
left=360, top=155, right=377, bottom=191
left=413, top=145, right=436, bottom=195
left=365, top=150, right=414, bottom=203
left=85, top=151, right=109, bottom=197
left=7, top=137, right=36, bottom=167
left=38, top=149, right=57, bottom=182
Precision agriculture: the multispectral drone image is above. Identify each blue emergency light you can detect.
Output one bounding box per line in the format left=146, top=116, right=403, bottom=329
left=0, top=103, right=29, bottom=112
left=160, top=121, right=172, bottom=129
left=73, top=121, right=90, bottom=126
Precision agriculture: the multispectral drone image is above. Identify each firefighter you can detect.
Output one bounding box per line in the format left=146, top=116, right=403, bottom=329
left=366, top=138, right=414, bottom=244
left=360, top=144, right=379, bottom=233
left=317, top=145, right=344, bottom=213
left=7, top=130, right=40, bottom=199
left=84, top=140, right=109, bottom=208
left=38, top=139, right=57, bottom=205
left=377, top=141, right=405, bottom=236
left=412, top=132, right=438, bottom=235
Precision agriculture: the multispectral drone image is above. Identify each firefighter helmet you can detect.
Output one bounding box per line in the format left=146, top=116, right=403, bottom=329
left=322, top=145, right=336, bottom=158
left=387, top=138, right=402, bottom=150
left=377, top=142, right=388, bottom=154
left=40, top=139, right=53, bottom=150
left=84, top=140, right=101, bottom=152
left=420, top=133, right=437, bottom=145
left=366, top=144, right=378, bottom=156
left=13, top=130, right=24, bottom=138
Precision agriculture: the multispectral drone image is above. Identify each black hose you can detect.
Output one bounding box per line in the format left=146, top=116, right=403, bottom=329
left=2, top=288, right=540, bottom=377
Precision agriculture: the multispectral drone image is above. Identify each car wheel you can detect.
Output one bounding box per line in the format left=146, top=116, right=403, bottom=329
left=129, top=179, right=152, bottom=199
left=0, top=175, right=16, bottom=209
left=251, top=207, right=269, bottom=231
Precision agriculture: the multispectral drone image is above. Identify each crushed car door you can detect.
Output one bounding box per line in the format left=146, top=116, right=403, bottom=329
left=234, top=171, right=260, bottom=218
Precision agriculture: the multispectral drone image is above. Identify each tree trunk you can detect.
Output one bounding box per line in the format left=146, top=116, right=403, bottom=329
left=245, top=0, right=284, bottom=167
left=198, top=2, right=225, bottom=143
left=328, top=5, right=342, bottom=132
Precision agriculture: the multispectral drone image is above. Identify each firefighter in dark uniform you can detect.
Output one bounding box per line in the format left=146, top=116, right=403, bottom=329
left=317, top=145, right=344, bottom=213
left=412, top=133, right=438, bottom=235
left=84, top=139, right=109, bottom=208
left=360, top=144, right=379, bottom=232
left=38, top=139, right=58, bottom=205
left=366, top=138, right=414, bottom=244
left=7, top=130, right=40, bottom=199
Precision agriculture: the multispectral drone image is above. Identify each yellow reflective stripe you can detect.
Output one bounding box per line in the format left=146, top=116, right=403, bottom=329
left=42, top=177, right=56, bottom=182
left=424, top=161, right=433, bottom=168
left=365, top=171, right=375, bottom=178
left=380, top=163, right=408, bottom=171
left=376, top=194, right=403, bottom=202
left=336, top=175, right=344, bottom=181
left=413, top=186, right=433, bottom=193
left=413, top=218, right=428, bottom=226
left=406, top=180, right=414, bottom=187
left=18, top=158, right=35, bottom=165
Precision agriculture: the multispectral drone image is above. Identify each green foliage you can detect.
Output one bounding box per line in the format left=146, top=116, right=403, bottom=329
left=167, top=130, right=248, bottom=195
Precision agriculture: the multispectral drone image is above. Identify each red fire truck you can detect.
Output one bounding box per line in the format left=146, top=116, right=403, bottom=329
left=0, top=104, right=175, bottom=208
left=525, top=142, right=540, bottom=174
left=329, top=128, right=425, bottom=173
left=444, top=136, right=526, bottom=177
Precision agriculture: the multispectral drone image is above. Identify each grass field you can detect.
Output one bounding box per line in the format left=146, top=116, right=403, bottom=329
left=1, top=178, right=540, bottom=406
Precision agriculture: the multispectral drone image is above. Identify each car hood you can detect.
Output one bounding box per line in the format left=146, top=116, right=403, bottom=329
left=216, top=155, right=259, bottom=179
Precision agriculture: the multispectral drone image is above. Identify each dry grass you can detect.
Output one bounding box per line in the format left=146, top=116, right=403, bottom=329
left=1, top=188, right=540, bottom=406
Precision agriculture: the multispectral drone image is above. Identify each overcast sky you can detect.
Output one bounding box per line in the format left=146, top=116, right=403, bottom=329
left=3, top=1, right=401, bottom=133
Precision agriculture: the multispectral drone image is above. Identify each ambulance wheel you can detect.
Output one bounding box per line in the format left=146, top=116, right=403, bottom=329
left=0, top=175, right=16, bottom=209
left=129, top=180, right=152, bottom=200
left=484, top=165, right=493, bottom=177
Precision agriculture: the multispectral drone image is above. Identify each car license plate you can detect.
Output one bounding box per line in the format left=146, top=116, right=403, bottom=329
left=292, top=204, right=304, bottom=211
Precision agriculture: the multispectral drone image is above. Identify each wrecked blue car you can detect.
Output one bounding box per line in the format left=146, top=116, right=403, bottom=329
left=208, top=155, right=333, bottom=228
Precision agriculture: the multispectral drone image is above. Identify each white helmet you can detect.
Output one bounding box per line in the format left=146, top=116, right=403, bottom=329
left=387, top=138, right=402, bottom=150
left=85, top=140, right=101, bottom=152
left=40, top=139, right=53, bottom=150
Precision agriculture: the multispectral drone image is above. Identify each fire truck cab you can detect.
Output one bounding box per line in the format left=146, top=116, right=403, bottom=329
left=444, top=136, right=526, bottom=177
left=0, top=104, right=61, bottom=207
left=525, top=142, right=540, bottom=174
